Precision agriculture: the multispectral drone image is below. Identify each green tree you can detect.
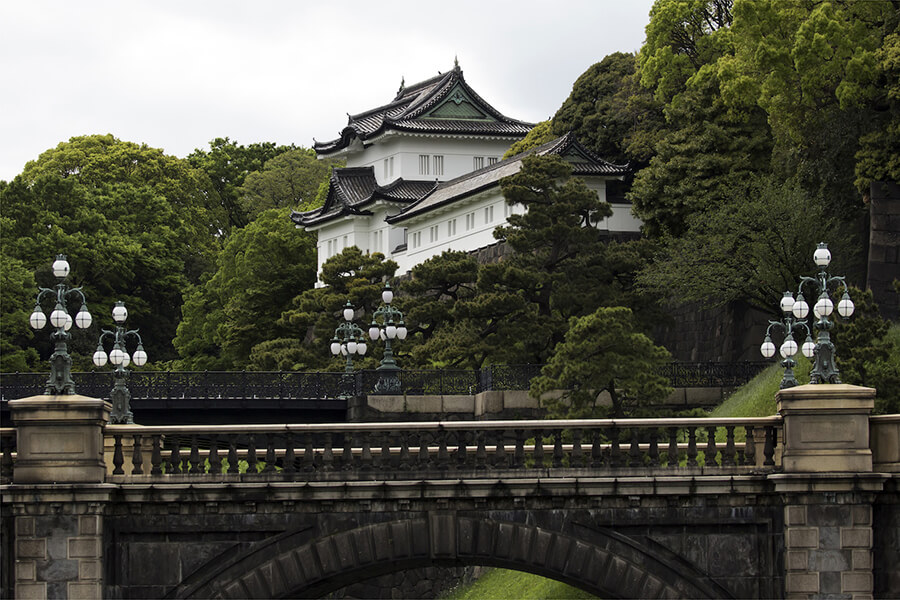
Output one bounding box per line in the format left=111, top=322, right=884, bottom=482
left=531, top=307, right=673, bottom=418
left=1, top=173, right=195, bottom=363
left=239, top=149, right=339, bottom=220
left=256, top=247, right=398, bottom=372
left=188, top=137, right=297, bottom=230
left=173, top=208, right=317, bottom=370
left=503, top=121, right=556, bottom=159
left=0, top=254, right=40, bottom=371
left=636, top=175, right=852, bottom=313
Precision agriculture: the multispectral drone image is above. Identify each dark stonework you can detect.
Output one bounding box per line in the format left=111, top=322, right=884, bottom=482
left=874, top=481, right=900, bottom=598
left=328, top=565, right=483, bottom=599
left=653, top=300, right=771, bottom=363
left=868, top=181, right=900, bottom=321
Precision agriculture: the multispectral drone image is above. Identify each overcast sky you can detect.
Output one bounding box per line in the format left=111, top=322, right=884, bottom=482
left=0, top=1, right=655, bottom=182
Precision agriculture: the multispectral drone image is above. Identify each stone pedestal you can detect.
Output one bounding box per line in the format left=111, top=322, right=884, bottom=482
left=777, top=384, right=875, bottom=473
left=9, top=395, right=111, bottom=484
left=775, top=384, right=882, bottom=599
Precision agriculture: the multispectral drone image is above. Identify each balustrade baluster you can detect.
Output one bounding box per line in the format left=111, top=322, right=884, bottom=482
left=398, top=432, right=410, bottom=471
left=189, top=435, right=201, bottom=474
left=246, top=435, right=258, bottom=473
left=437, top=430, right=449, bottom=471
left=628, top=430, right=641, bottom=467
left=418, top=433, right=430, bottom=469
left=360, top=433, right=373, bottom=472
left=1, top=437, right=13, bottom=480
left=379, top=433, right=392, bottom=470
left=264, top=435, right=276, bottom=473
left=591, top=430, right=603, bottom=468
left=552, top=430, right=563, bottom=468
left=342, top=434, right=354, bottom=471
left=209, top=435, right=221, bottom=474
left=112, top=434, right=124, bottom=475
left=667, top=427, right=678, bottom=468
left=151, top=436, right=162, bottom=475
left=744, top=426, right=756, bottom=467
left=648, top=431, right=659, bottom=467
left=456, top=431, right=468, bottom=470
left=705, top=426, right=717, bottom=467
left=571, top=429, right=583, bottom=468
left=284, top=433, right=296, bottom=475
left=131, top=434, right=143, bottom=475
left=723, top=426, right=736, bottom=466
left=169, top=440, right=182, bottom=474
left=475, top=432, right=487, bottom=470
left=763, top=426, right=776, bottom=467
left=322, top=433, right=334, bottom=472
left=608, top=428, right=622, bottom=468
left=227, top=435, right=239, bottom=474
left=303, top=433, right=315, bottom=472
left=514, top=429, right=526, bottom=469
left=493, top=430, right=507, bottom=468
left=687, top=428, right=698, bottom=467
left=532, top=430, right=545, bottom=468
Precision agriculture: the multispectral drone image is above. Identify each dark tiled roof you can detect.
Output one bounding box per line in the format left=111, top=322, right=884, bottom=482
left=385, top=133, right=629, bottom=224
left=291, top=168, right=436, bottom=227
left=314, top=65, right=533, bottom=155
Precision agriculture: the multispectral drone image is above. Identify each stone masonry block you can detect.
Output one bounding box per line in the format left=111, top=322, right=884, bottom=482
left=852, top=549, right=872, bottom=570
left=79, top=559, right=102, bottom=581
left=840, top=528, right=872, bottom=549
left=17, top=538, right=47, bottom=560
left=15, top=582, right=47, bottom=600
left=786, top=506, right=807, bottom=526
left=842, top=571, right=874, bottom=593
left=786, top=572, right=819, bottom=594
left=786, top=527, right=818, bottom=549
left=68, top=582, right=103, bottom=600
left=16, top=560, right=36, bottom=580
left=16, top=516, right=35, bottom=536
left=68, top=538, right=100, bottom=559
left=851, top=505, right=871, bottom=526
left=78, top=516, right=100, bottom=536
left=786, top=550, right=809, bottom=571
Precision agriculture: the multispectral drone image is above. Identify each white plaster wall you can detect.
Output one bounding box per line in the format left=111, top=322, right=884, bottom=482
left=345, top=135, right=513, bottom=184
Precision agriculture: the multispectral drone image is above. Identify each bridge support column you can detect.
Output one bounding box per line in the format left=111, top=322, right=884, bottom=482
left=774, top=384, right=885, bottom=600
left=5, top=395, right=112, bottom=600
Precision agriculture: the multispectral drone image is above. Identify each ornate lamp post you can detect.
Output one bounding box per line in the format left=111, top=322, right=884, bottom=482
left=29, top=254, right=93, bottom=395
left=760, top=292, right=816, bottom=389
left=795, top=242, right=854, bottom=384
left=368, top=282, right=408, bottom=394
left=330, top=301, right=367, bottom=398
left=92, top=301, right=148, bottom=424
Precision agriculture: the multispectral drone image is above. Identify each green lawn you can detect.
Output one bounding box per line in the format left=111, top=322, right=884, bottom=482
left=442, top=568, right=598, bottom=600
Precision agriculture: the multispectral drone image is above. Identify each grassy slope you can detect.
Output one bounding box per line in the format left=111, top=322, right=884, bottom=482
left=444, top=360, right=807, bottom=600
left=443, top=568, right=598, bottom=600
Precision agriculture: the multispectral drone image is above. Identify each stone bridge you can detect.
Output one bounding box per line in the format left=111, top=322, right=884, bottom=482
left=1, top=384, right=898, bottom=599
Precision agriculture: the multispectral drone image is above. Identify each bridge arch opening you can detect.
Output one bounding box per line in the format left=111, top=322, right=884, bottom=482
left=172, top=515, right=733, bottom=599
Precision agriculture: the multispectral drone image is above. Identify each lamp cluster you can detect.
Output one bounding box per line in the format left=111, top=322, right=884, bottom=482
left=368, top=284, right=408, bottom=343
left=93, top=302, right=148, bottom=369
left=761, top=243, right=855, bottom=387
left=330, top=302, right=368, bottom=363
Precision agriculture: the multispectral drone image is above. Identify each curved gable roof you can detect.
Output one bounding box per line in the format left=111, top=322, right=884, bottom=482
left=314, top=64, right=533, bottom=156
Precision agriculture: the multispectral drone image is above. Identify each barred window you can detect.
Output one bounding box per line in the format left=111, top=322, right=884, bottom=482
left=419, top=155, right=430, bottom=175
left=473, top=156, right=484, bottom=170
left=433, top=155, right=444, bottom=176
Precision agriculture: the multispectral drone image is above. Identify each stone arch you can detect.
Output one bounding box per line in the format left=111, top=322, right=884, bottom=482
left=172, top=514, right=733, bottom=599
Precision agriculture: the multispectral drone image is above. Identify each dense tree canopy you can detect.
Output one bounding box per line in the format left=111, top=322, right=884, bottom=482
left=239, top=149, right=339, bottom=221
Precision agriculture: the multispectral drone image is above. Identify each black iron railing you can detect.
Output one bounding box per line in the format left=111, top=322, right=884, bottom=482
left=0, top=362, right=771, bottom=401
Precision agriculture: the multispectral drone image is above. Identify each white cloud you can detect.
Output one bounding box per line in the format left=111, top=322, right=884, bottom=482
left=0, top=0, right=653, bottom=181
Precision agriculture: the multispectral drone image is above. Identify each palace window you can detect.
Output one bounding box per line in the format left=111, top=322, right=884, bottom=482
left=447, top=219, right=457, bottom=237
left=411, top=231, right=422, bottom=249
left=484, top=205, right=494, bottom=224
left=473, top=156, right=484, bottom=170
left=429, top=225, right=439, bottom=243
left=465, top=212, right=475, bottom=231
left=488, top=157, right=499, bottom=166
left=433, top=155, right=444, bottom=176
left=419, top=155, right=430, bottom=175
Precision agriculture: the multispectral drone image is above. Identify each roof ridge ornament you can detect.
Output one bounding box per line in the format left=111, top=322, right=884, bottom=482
left=454, top=55, right=459, bottom=70
left=397, top=76, right=405, bottom=96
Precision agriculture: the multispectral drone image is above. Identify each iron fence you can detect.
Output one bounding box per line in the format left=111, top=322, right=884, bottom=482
left=0, top=361, right=772, bottom=402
